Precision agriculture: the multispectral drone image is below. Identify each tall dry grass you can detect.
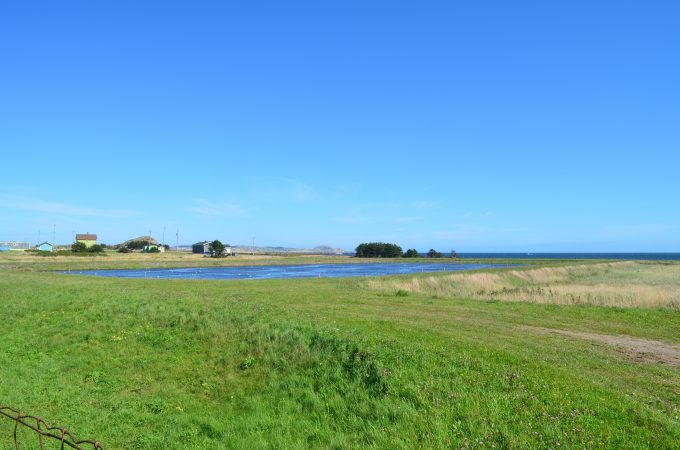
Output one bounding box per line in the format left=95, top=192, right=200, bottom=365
left=369, top=261, right=680, bottom=309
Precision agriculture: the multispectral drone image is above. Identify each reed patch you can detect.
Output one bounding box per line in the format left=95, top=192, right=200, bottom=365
left=369, top=261, right=680, bottom=308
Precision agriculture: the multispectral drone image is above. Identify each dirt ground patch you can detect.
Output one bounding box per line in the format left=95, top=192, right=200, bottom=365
left=525, top=326, right=680, bottom=367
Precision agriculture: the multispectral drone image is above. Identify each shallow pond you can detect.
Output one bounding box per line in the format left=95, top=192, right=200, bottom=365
left=65, top=262, right=513, bottom=280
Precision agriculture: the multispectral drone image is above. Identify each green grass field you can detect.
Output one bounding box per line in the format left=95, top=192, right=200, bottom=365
left=1, top=255, right=679, bottom=448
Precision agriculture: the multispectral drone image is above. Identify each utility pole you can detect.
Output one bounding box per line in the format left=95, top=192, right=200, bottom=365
left=52, top=224, right=56, bottom=245
left=37, top=229, right=40, bottom=245
left=252, top=236, right=255, bottom=255
left=176, top=229, right=179, bottom=250
left=162, top=226, right=166, bottom=246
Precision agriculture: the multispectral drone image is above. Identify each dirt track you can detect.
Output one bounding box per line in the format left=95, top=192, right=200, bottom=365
left=526, top=326, right=680, bottom=367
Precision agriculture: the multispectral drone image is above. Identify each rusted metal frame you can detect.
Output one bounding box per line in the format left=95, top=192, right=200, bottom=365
left=0, top=406, right=103, bottom=449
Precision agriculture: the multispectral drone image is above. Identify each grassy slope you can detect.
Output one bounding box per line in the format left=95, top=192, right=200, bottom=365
left=1, top=262, right=679, bottom=448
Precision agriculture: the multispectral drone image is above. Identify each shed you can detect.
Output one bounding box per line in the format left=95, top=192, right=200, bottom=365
left=36, top=242, right=53, bottom=252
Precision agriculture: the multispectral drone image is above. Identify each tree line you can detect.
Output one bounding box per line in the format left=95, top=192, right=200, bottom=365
left=355, top=243, right=459, bottom=259
left=355, top=242, right=404, bottom=258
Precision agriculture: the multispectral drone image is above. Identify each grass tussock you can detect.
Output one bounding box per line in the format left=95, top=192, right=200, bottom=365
left=369, top=261, right=680, bottom=308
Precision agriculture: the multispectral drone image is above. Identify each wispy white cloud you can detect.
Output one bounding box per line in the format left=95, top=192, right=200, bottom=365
left=333, top=183, right=361, bottom=197
left=333, top=212, right=423, bottom=225
left=332, top=216, right=370, bottom=224
left=285, top=179, right=316, bottom=202
left=432, top=224, right=482, bottom=239
left=394, top=216, right=422, bottom=223
left=413, top=200, right=435, bottom=210
left=187, top=199, right=248, bottom=218
left=593, top=224, right=673, bottom=239
left=263, top=178, right=320, bottom=202
left=0, top=194, right=139, bottom=218
left=462, top=211, right=494, bottom=218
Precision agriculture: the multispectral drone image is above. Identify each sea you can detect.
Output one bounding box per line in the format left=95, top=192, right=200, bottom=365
left=453, top=253, right=680, bottom=261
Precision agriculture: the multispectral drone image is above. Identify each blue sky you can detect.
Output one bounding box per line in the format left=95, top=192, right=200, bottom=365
left=1, top=1, right=678, bottom=251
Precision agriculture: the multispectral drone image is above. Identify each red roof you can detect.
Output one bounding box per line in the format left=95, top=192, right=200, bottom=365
left=76, top=234, right=97, bottom=240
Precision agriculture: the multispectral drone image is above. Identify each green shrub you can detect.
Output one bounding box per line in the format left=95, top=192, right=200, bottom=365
left=239, top=357, right=255, bottom=370
left=71, top=242, right=87, bottom=253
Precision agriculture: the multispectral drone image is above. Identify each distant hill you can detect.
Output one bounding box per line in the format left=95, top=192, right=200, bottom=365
left=311, top=245, right=345, bottom=255
left=118, top=236, right=158, bottom=247
left=232, top=244, right=346, bottom=255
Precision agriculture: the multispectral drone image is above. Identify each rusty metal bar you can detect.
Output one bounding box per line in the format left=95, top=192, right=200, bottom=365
left=0, top=406, right=103, bottom=449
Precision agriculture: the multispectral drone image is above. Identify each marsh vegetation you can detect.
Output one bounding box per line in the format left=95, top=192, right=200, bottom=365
left=369, top=261, right=680, bottom=309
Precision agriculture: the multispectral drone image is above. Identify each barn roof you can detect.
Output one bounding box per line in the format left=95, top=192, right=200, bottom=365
left=76, top=234, right=97, bottom=240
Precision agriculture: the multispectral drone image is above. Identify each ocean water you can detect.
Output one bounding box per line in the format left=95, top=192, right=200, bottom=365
left=455, top=253, right=680, bottom=260
left=66, top=262, right=512, bottom=280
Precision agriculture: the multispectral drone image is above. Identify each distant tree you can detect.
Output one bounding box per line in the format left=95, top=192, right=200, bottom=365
left=117, top=247, right=131, bottom=253
left=71, top=241, right=87, bottom=253
left=450, top=249, right=459, bottom=259
left=355, top=242, right=403, bottom=258
left=88, top=244, right=105, bottom=253
left=426, top=249, right=443, bottom=258
left=382, top=243, right=403, bottom=258
left=209, top=240, right=226, bottom=258
left=145, top=246, right=160, bottom=253
left=404, top=249, right=420, bottom=258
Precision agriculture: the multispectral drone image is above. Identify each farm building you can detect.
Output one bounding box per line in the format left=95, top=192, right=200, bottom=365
left=36, top=242, right=53, bottom=252
left=143, top=244, right=165, bottom=253
left=192, top=241, right=211, bottom=255
left=76, top=234, right=97, bottom=248
left=0, top=241, right=31, bottom=251
left=192, top=241, right=233, bottom=256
